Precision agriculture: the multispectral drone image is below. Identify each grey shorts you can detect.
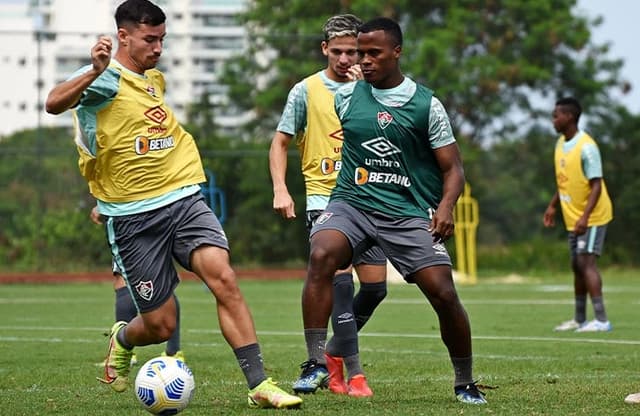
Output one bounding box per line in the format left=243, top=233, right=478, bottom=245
left=568, top=225, right=607, bottom=259
left=306, top=209, right=386, bottom=266
left=105, top=192, right=228, bottom=313
left=311, top=201, right=451, bottom=282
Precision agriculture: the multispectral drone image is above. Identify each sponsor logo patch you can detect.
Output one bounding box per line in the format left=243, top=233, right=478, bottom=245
left=135, top=135, right=175, bottom=155
left=321, top=158, right=342, bottom=174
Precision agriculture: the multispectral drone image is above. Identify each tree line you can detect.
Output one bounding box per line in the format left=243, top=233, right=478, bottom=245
left=1, top=0, right=638, bottom=273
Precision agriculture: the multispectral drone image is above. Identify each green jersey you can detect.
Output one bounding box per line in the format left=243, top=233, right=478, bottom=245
left=332, top=77, right=455, bottom=219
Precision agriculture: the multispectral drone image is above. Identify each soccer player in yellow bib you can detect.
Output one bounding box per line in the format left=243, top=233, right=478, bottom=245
left=45, top=0, right=302, bottom=409
left=269, top=15, right=387, bottom=397
left=544, top=97, right=613, bottom=333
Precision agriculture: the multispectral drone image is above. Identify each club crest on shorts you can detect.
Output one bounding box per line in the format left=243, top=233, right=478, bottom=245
left=377, top=111, right=393, bottom=129
left=135, top=280, right=154, bottom=301
left=316, top=212, right=333, bottom=225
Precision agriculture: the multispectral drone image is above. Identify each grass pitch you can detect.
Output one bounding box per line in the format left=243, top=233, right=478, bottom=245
left=2, top=269, right=640, bottom=415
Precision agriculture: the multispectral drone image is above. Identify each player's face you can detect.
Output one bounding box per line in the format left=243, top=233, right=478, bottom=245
left=357, top=30, right=401, bottom=89
left=322, top=36, right=358, bottom=81
left=119, top=23, right=166, bottom=71
left=552, top=105, right=572, bottom=134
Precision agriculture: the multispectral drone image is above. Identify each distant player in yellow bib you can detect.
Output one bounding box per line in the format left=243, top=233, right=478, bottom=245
left=544, top=97, right=613, bottom=333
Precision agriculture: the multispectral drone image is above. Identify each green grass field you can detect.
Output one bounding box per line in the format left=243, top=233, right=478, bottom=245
left=2, top=270, right=640, bottom=415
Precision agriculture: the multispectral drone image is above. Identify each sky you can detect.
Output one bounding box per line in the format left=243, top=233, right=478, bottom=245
left=576, top=0, right=640, bottom=113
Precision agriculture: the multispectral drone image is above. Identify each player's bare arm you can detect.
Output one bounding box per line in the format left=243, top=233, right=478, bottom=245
left=89, top=205, right=103, bottom=225
left=543, top=192, right=559, bottom=227
left=269, top=131, right=296, bottom=219
left=431, top=142, right=465, bottom=243
left=574, top=178, right=603, bottom=235
left=45, top=36, right=112, bottom=114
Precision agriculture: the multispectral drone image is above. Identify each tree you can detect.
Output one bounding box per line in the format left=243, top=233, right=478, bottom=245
left=0, top=127, right=109, bottom=271
left=223, top=0, right=625, bottom=144
left=586, top=105, right=640, bottom=263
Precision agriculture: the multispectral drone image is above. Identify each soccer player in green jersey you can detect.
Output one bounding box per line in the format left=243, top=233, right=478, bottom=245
left=45, top=0, right=301, bottom=409
left=303, top=17, right=487, bottom=404
left=269, top=14, right=387, bottom=397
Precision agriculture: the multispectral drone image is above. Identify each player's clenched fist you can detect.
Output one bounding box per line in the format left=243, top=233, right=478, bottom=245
left=92, top=36, right=112, bottom=73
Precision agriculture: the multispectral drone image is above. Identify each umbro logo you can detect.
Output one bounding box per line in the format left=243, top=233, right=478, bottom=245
left=362, top=137, right=401, bottom=157
left=144, top=106, right=167, bottom=124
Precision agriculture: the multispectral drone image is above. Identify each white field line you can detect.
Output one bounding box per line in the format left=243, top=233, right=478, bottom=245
left=0, top=297, right=576, bottom=305
left=2, top=326, right=640, bottom=346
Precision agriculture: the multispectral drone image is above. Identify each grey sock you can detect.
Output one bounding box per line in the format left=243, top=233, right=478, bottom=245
left=165, top=294, right=181, bottom=356
left=304, top=328, right=327, bottom=365
left=344, top=354, right=363, bottom=380
left=575, top=295, right=587, bottom=323
left=592, top=296, right=608, bottom=322
left=451, top=356, right=473, bottom=387
left=234, top=343, right=266, bottom=389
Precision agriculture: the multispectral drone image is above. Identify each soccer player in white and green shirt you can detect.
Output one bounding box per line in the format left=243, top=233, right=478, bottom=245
left=304, top=17, right=487, bottom=405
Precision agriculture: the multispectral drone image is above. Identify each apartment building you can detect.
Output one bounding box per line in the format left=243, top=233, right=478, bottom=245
left=0, top=0, right=249, bottom=137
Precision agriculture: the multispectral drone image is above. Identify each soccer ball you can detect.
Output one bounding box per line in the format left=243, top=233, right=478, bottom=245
left=134, top=356, right=195, bottom=415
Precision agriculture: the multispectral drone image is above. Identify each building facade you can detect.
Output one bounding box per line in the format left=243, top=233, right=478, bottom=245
left=0, top=0, right=249, bottom=138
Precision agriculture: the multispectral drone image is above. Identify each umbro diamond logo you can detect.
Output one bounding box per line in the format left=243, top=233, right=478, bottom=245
left=362, top=137, right=401, bottom=157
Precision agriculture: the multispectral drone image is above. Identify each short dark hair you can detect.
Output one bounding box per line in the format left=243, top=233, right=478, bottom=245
left=555, top=97, right=582, bottom=122
left=358, top=17, right=403, bottom=47
left=115, top=0, right=166, bottom=28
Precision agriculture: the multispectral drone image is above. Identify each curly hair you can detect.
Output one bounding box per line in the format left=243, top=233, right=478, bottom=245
left=322, top=14, right=363, bottom=41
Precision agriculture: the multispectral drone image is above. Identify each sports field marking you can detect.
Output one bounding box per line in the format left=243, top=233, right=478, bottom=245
left=0, top=297, right=577, bottom=305
left=3, top=326, right=640, bottom=346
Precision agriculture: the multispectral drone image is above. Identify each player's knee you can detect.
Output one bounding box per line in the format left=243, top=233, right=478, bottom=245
left=429, top=286, right=460, bottom=310
left=145, top=320, right=175, bottom=342
left=309, top=245, right=344, bottom=273
left=361, top=282, right=387, bottom=303
left=205, top=267, right=244, bottom=302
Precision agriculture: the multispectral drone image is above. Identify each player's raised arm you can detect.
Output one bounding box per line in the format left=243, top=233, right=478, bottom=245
left=45, top=36, right=112, bottom=114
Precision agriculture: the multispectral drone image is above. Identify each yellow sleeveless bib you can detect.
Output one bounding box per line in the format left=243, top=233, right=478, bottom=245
left=297, top=73, right=344, bottom=196
left=554, top=133, right=612, bottom=229
left=76, top=65, right=205, bottom=202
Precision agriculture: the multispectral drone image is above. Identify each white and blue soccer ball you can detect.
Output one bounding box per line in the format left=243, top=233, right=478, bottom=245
left=134, top=356, right=195, bottom=415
